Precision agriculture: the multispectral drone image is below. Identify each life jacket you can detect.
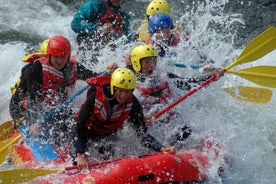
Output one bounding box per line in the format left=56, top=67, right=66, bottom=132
left=145, top=32, right=182, bottom=58
left=79, top=76, right=133, bottom=136
left=135, top=73, right=172, bottom=108
left=138, top=20, right=151, bottom=42
left=22, top=53, right=47, bottom=63
left=39, top=57, right=78, bottom=106
left=98, top=5, right=125, bottom=35
left=11, top=53, right=47, bottom=94
left=168, top=32, right=181, bottom=46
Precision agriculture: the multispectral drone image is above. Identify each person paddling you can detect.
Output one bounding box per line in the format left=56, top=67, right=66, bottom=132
left=71, top=0, right=131, bottom=66
left=138, top=0, right=187, bottom=42
left=72, top=68, right=175, bottom=170
left=9, top=35, right=117, bottom=148
left=125, top=44, right=224, bottom=144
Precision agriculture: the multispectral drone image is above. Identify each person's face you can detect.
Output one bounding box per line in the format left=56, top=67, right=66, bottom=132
left=140, top=56, right=157, bottom=76
left=114, top=87, right=133, bottom=103
left=50, top=55, right=68, bottom=70
left=110, top=0, right=122, bottom=7
left=154, top=28, right=172, bottom=43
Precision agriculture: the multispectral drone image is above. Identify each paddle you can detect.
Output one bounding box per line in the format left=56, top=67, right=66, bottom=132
left=227, top=66, right=276, bottom=88
left=167, top=71, right=272, bottom=104
left=0, top=134, right=22, bottom=164
left=225, top=28, right=275, bottom=70
left=44, top=84, right=89, bottom=120
left=167, top=62, right=202, bottom=69
left=44, top=71, right=108, bottom=120
left=0, top=117, right=24, bottom=141
left=0, top=157, right=123, bottom=184
left=0, top=84, right=90, bottom=142
left=151, top=26, right=276, bottom=120
left=0, top=168, right=60, bottom=184
left=222, top=86, right=272, bottom=104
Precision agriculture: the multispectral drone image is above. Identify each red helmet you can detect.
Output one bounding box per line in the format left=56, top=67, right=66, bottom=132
left=47, top=35, right=71, bottom=57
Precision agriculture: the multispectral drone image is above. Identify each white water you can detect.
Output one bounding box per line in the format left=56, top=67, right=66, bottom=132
left=0, top=0, right=275, bottom=183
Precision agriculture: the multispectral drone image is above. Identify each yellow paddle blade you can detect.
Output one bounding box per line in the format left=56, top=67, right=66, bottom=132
left=0, top=134, right=22, bottom=164
left=0, top=168, right=60, bottom=184
left=227, top=66, right=276, bottom=88
left=240, top=27, right=276, bottom=58
left=223, top=86, right=272, bottom=104
left=225, top=26, right=276, bottom=70
left=0, top=121, right=14, bottom=141
left=0, top=117, right=24, bottom=141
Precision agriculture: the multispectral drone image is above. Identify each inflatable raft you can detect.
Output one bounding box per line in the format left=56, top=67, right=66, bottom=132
left=33, top=150, right=215, bottom=184
left=1, top=126, right=222, bottom=183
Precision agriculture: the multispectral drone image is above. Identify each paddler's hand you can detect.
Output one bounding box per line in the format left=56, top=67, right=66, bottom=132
left=99, top=23, right=113, bottom=35
left=124, top=54, right=131, bottom=66
left=106, top=63, right=118, bottom=74
left=212, top=68, right=224, bottom=80
left=144, top=115, right=153, bottom=127
left=77, top=153, right=89, bottom=170
left=30, top=123, right=40, bottom=136
left=160, top=146, right=176, bottom=154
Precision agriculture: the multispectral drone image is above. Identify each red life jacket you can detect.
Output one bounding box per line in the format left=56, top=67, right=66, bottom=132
left=168, top=32, right=181, bottom=46
left=98, top=5, right=125, bottom=35
left=135, top=74, right=174, bottom=116
left=81, top=76, right=133, bottom=135
left=136, top=74, right=172, bottom=104
left=39, top=57, right=78, bottom=106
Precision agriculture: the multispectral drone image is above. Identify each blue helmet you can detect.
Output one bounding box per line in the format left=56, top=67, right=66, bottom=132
left=148, top=13, right=173, bottom=36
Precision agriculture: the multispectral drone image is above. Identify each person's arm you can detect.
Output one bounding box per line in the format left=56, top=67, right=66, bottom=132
left=26, top=61, right=43, bottom=107
left=71, top=1, right=105, bottom=34
left=77, top=63, right=99, bottom=80
left=121, top=11, right=132, bottom=42
left=73, top=86, right=96, bottom=154
left=9, top=64, right=30, bottom=119
left=168, top=72, right=211, bottom=91
left=129, top=96, right=164, bottom=152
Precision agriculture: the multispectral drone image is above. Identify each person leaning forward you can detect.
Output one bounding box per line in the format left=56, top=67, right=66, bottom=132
left=72, top=68, right=175, bottom=170
left=9, top=35, right=117, bottom=146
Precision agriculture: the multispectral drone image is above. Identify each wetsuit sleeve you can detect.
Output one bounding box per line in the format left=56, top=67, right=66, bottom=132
left=20, top=61, right=43, bottom=123
left=73, top=86, right=96, bottom=154
left=71, top=1, right=105, bottom=34
left=125, top=64, right=136, bottom=74
left=9, top=64, right=31, bottom=119
left=77, top=63, right=99, bottom=80
left=121, top=11, right=132, bottom=42
left=26, top=61, right=43, bottom=105
left=129, top=96, right=163, bottom=152
left=168, top=72, right=211, bottom=91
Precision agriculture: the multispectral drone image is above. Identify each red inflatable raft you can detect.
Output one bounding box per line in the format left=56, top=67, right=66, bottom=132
left=32, top=147, right=220, bottom=184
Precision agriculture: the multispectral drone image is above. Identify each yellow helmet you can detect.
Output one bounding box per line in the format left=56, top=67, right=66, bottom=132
left=130, top=45, right=157, bottom=72
left=146, top=0, right=171, bottom=16
left=40, top=39, right=50, bottom=54
left=110, top=68, right=136, bottom=95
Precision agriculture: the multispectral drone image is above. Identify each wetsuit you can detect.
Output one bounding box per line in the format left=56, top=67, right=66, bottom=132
left=73, top=84, right=163, bottom=156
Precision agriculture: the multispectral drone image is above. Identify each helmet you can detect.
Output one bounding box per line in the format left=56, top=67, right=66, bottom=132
left=110, top=68, right=136, bottom=95
left=47, top=35, right=71, bottom=57
left=148, top=13, right=173, bottom=35
left=146, top=0, right=170, bottom=16
left=130, top=45, right=157, bottom=72
left=39, top=39, right=49, bottom=54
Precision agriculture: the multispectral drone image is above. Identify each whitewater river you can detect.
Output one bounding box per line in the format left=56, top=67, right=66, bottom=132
left=0, top=0, right=275, bottom=183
